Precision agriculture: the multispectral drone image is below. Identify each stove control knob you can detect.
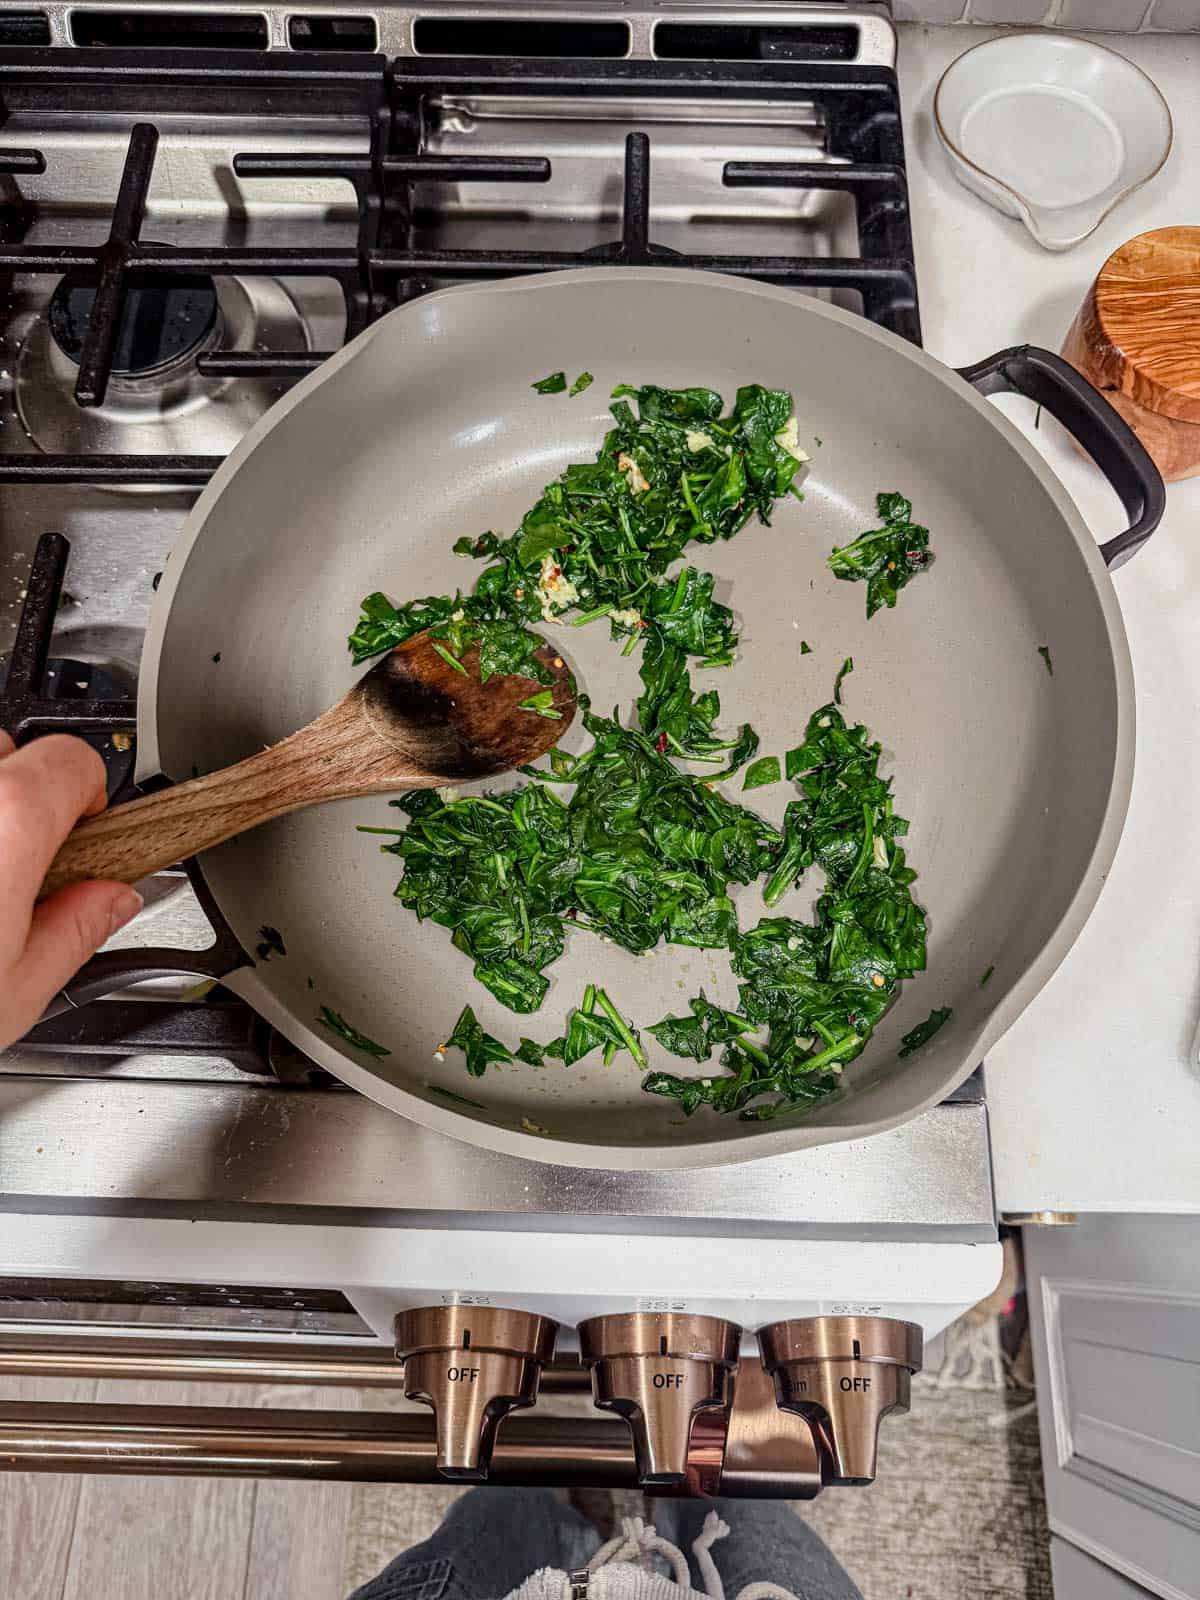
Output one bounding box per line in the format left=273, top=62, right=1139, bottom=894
left=758, top=1316, right=922, bottom=1485
left=578, top=1312, right=741, bottom=1485
left=394, top=1306, right=558, bottom=1480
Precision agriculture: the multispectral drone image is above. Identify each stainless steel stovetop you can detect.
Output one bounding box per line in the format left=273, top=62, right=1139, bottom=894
left=0, top=1, right=992, bottom=1267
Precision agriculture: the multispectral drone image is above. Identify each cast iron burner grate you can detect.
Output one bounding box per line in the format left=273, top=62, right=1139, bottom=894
left=0, top=43, right=920, bottom=1077
left=0, top=532, right=137, bottom=795
left=0, top=46, right=918, bottom=492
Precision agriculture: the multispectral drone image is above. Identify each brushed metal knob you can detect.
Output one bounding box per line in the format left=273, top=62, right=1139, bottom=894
left=578, top=1312, right=740, bottom=1485
left=395, top=1306, right=558, bottom=1480
left=758, top=1316, right=922, bottom=1485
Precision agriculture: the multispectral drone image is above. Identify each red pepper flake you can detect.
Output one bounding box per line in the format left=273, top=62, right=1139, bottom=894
left=655, top=733, right=669, bottom=754
left=551, top=565, right=561, bottom=579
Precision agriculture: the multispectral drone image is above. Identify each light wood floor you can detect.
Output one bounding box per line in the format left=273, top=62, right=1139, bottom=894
left=0, top=1376, right=362, bottom=1600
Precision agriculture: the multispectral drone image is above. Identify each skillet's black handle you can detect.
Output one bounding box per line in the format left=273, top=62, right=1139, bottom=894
left=956, top=345, right=1166, bottom=569
left=39, top=944, right=246, bottom=1020
left=34, top=855, right=250, bottom=1023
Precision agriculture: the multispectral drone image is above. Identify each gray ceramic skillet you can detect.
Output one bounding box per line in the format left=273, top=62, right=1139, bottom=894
left=56, top=269, right=1164, bottom=1170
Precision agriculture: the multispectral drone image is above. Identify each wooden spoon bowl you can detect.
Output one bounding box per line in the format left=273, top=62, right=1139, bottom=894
left=41, top=630, right=577, bottom=900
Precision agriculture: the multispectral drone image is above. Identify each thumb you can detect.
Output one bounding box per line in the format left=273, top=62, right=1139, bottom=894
left=10, top=881, right=143, bottom=1031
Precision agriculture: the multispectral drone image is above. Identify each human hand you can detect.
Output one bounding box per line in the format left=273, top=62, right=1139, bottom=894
left=0, top=732, right=143, bottom=1050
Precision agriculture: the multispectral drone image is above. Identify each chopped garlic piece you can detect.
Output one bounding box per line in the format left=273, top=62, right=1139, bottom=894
left=872, top=835, right=889, bottom=869
left=450, top=607, right=465, bottom=622
left=436, top=786, right=460, bottom=803
left=617, top=451, right=650, bottom=494
left=432, top=1049, right=445, bottom=1062
left=535, top=551, right=580, bottom=621
left=774, top=415, right=810, bottom=463
left=608, top=607, right=642, bottom=629
left=685, top=430, right=716, bottom=453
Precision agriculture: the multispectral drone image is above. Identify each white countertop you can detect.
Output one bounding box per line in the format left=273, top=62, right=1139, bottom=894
left=897, top=24, right=1200, bottom=1214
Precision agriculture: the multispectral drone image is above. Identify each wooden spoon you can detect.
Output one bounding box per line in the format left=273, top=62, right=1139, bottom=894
left=40, top=631, right=577, bottom=899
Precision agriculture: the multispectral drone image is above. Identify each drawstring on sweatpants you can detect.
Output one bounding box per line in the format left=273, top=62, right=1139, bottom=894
left=585, top=1513, right=800, bottom=1600
left=588, top=1517, right=691, bottom=1588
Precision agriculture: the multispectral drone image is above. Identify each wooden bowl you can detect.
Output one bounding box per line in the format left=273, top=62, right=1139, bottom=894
left=1062, top=226, right=1200, bottom=482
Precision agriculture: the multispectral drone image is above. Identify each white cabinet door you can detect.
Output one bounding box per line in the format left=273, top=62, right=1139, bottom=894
left=1025, top=1215, right=1200, bottom=1600
left=1051, top=1538, right=1158, bottom=1599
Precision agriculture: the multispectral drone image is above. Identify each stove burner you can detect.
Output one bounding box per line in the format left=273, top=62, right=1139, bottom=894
left=48, top=269, right=219, bottom=378
left=14, top=276, right=323, bottom=478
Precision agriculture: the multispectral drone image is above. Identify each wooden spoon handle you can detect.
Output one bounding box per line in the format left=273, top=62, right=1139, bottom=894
left=41, top=698, right=421, bottom=900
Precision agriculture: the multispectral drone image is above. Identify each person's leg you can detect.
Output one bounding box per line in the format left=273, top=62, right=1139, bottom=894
left=647, top=1498, right=862, bottom=1600
left=348, top=1488, right=598, bottom=1600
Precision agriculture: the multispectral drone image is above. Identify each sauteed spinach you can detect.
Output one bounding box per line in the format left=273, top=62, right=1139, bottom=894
left=347, top=381, right=941, bottom=1120
left=643, top=701, right=928, bottom=1120
left=378, top=704, right=779, bottom=1017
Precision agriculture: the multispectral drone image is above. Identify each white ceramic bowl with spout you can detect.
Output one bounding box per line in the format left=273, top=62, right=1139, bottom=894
left=934, top=33, right=1172, bottom=252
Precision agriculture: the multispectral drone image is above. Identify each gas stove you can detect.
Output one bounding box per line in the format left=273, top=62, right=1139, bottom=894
left=0, top=3, right=999, bottom=1497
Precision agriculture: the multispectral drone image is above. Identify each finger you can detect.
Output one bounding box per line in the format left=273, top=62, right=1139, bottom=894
left=82, top=771, right=109, bottom=818
left=0, top=730, right=14, bottom=759
left=0, top=735, right=109, bottom=906
left=3, top=879, right=143, bottom=1045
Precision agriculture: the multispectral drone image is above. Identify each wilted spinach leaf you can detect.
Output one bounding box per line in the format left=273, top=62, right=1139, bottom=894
left=833, top=656, right=854, bottom=705
left=446, top=1005, right=515, bottom=1077
left=648, top=992, right=755, bottom=1061
left=347, top=592, right=460, bottom=666
left=427, top=1083, right=486, bottom=1110
left=898, top=1005, right=952, bottom=1057
left=743, top=756, right=781, bottom=791
left=256, top=925, right=286, bottom=961
left=317, top=1007, right=389, bottom=1057
left=828, top=491, right=932, bottom=618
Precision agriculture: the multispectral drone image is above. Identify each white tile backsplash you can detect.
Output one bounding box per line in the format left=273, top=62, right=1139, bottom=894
left=1142, top=0, right=1200, bottom=26
left=901, top=0, right=1197, bottom=25
left=963, top=0, right=1053, bottom=21
left=1056, top=0, right=1152, bottom=23
left=892, top=0, right=970, bottom=19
